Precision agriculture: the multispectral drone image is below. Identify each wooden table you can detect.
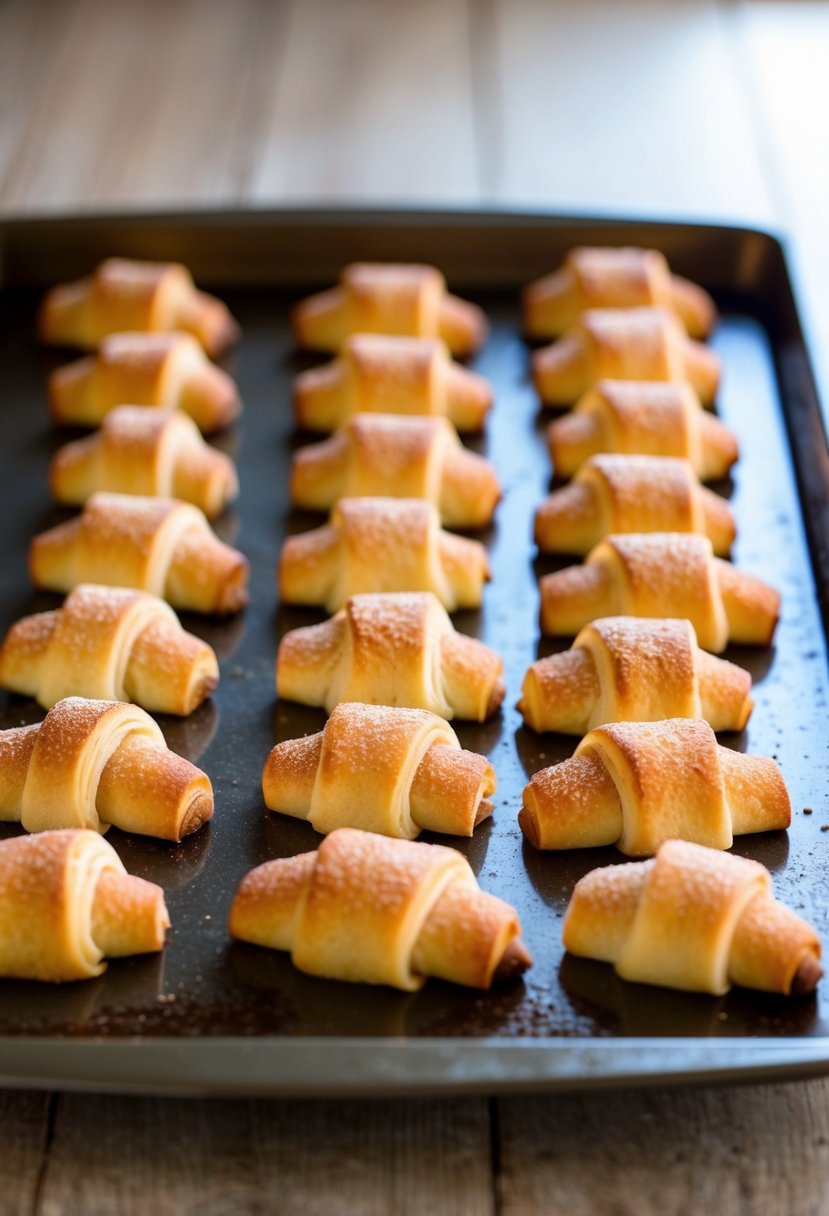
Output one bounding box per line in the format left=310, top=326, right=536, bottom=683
left=2, top=1, right=829, bottom=1211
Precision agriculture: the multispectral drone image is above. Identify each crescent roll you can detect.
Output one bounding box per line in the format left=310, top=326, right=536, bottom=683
left=563, top=839, right=822, bottom=996
left=532, top=308, right=721, bottom=407
left=519, top=617, right=752, bottom=735
left=277, top=591, right=505, bottom=722
left=294, top=334, right=493, bottom=433
left=0, top=829, right=169, bottom=982
left=539, top=533, right=780, bottom=651
left=523, top=247, right=716, bottom=341
left=264, top=702, right=496, bottom=839
left=534, top=455, right=735, bottom=556
left=38, top=258, right=239, bottom=358
left=279, top=497, right=490, bottom=613
left=229, top=827, right=531, bottom=991
left=50, top=406, right=238, bottom=519
left=520, top=718, right=789, bottom=855
left=291, top=414, right=500, bottom=528
left=0, top=584, right=218, bottom=715
left=48, top=332, right=240, bottom=434
left=547, top=380, right=739, bottom=481
left=0, top=697, right=213, bottom=840
left=30, top=492, right=248, bottom=615
left=293, top=263, right=487, bottom=358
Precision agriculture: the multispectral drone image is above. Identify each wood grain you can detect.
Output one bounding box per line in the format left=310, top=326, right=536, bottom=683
left=0, top=1090, right=52, bottom=1216
left=37, top=1095, right=494, bottom=1216
left=0, top=0, right=292, bottom=213
left=487, top=0, right=775, bottom=223
left=498, top=1081, right=829, bottom=1216
left=247, top=0, right=480, bottom=203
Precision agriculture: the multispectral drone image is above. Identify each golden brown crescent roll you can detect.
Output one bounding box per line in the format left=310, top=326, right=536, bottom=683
left=279, top=497, right=490, bottom=614
left=547, top=380, right=738, bottom=481
left=38, top=258, right=239, bottom=358
left=520, top=718, right=789, bottom=855
left=532, top=308, right=721, bottom=407
left=519, top=617, right=752, bottom=735
left=539, top=533, right=780, bottom=651
left=30, top=492, right=248, bottom=615
left=264, top=702, right=496, bottom=838
left=277, top=591, right=505, bottom=722
left=0, top=584, right=218, bottom=715
left=0, top=829, right=169, bottom=981
left=0, top=697, right=213, bottom=840
left=563, top=839, right=821, bottom=996
left=294, top=333, right=493, bottom=433
left=50, top=406, right=238, bottom=519
left=229, top=827, right=531, bottom=991
left=534, top=455, right=735, bottom=556
left=291, top=413, right=500, bottom=528
left=292, top=263, right=487, bottom=358
left=48, top=332, right=240, bottom=434
left=523, top=247, right=716, bottom=341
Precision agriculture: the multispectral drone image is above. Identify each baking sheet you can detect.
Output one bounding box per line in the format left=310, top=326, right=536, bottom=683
left=0, top=209, right=827, bottom=1093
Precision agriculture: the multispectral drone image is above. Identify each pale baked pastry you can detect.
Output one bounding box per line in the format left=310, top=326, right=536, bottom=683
left=50, top=406, right=238, bottom=519
left=547, top=380, right=738, bottom=481
left=519, top=617, right=752, bottom=735
left=539, top=533, right=779, bottom=651
left=293, top=263, right=487, bottom=357
left=532, top=307, right=721, bottom=407
left=229, top=827, right=531, bottom=991
left=30, top=492, right=248, bottom=615
left=534, top=454, right=735, bottom=555
left=290, top=414, right=501, bottom=528
left=294, top=334, right=493, bottom=433
left=523, top=247, right=716, bottom=341
left=277, top=591, right=505, bottom=721
left=279, top=497, right=489, bottom=613
left=0, top=696, right=213, bottom=840
left=520, top=718, right=788, bottom=854
left=0, top=584, right=218, bottom=715
left=39, top=258, right=240, bottom=357
left=563, top=838, right=821, bottom=996
left=0, top=829, right=169, bottom=981
left=48, top=333, right=240, bottom=434
left=263, top=702, right=495, bottom=838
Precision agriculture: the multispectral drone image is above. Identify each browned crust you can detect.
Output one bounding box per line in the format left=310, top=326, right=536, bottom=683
left=517, top=803, right=540, bottom=850
left=791, top=952, right=824, bottom=995
left=491, top=937, right=533, bottom=983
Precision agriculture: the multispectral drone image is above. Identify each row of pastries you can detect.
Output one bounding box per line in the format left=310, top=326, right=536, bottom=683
left=520, top=248, right=819, bottom=996
left=257, top=251, right=820, bottom=999
left=0, top=250, right=819, bottom=1005
left=0, top=257, right=523, bottom=989
left=260, top=266, right=532, bottom=990
left=0, top=259, right=247, bottom=981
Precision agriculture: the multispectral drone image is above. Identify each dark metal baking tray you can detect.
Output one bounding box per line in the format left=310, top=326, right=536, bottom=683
left=0, top=208, right=828, bottom=1095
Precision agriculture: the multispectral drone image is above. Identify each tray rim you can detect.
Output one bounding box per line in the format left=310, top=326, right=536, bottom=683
left=0, top=199, right=792, bottom=239
left=0, top=1034, right=828, bottom=1097
left=0, top=203, right=827, bottom=1097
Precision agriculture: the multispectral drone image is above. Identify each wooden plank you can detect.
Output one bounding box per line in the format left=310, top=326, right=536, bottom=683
left=0, top=0, right=480, bottom=213
left=0, top=1090, right=53, bottom=1216
left=0, top=0, right=54, bottom=185
left=498, top=1080, right=829, bottom=1216
left=488, top=0, right=775, bottom=223
left=247, top=0, right=480, bottom=203
left=0, top=0, right=289, bottom=213
left=37, top=1095, right=494, bottom=1216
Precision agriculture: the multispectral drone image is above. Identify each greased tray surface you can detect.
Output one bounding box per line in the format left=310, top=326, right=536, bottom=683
left=0, top=209, right=828, bottom=1095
